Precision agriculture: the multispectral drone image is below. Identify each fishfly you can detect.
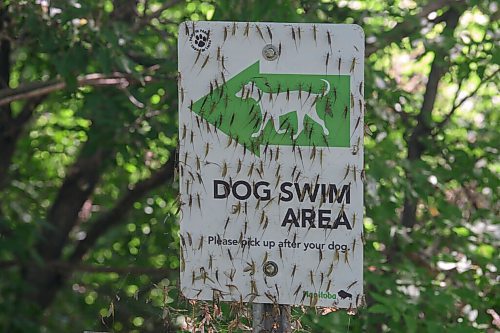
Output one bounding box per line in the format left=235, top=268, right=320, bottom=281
left=247, top=162, right=255, bottom=177
left=221, top=161, right=228, bottom=177
left=350, top=57, right=357, bottom=73
left=344, top=249, right=350, bottom=266
left=204, top=142, right=210, bottom=158
left=325, top=52, right=330, bottom=74
left=196, top=193, right=201, bottom=209
left=310, top=294, right=318, bottom=307
left=198, top=235, right=204, bottom=250
left=181, top=124, right=187, bottom=140
left=326, top=30, right=332, bottom=51
left=266, top=25, right=272, bottom=41
left=293, top=283, right=302, bottom=297
left=194, top=50, right=202, bottom=66
left=347, top=280, right=358, bottom=290
left=255, top=25, right=265, bottom=41
left=179, top=87, right=185, bottom=104
left=200, top=54, right=210, bottom=71
left=209, top=254, right=214, bottom=270
left=244, top=22, right=250, bottom=37
left=327, top=263, right=334, bottom=277
left=243, top=260, right=256, bottom=275
left=325, top=98, right=332, bottom=117
left=306, top=84, right=313, bottom=100
left=353, top=116, right=362, bottom=136
left=275, top=164, right=281, bottom=178
left=300, top=289, right=307, bottom=304
left=262, top=252, right=269, bottom=267
left=236, top=159, right=242, bottom=174
left=221, top=71, right=226, bottom=85
left=251, top=280, right=258, bottom=294
left=220, top=55, right=227, bottom=71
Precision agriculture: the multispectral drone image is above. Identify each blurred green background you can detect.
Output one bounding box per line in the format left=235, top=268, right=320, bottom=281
left=0, top=0, right=498, bottom=332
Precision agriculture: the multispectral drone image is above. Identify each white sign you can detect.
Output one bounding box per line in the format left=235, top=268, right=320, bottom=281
left=178, top=21, right=364, bottom=308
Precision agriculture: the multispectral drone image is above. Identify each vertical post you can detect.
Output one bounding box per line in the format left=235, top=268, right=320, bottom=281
left=253, top=303, right=291, bottom=333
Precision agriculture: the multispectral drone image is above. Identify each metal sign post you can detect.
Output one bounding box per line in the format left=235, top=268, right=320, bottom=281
left=177, top=21, right=364, bottom=317
left=253, top=303, right=291, bottom=333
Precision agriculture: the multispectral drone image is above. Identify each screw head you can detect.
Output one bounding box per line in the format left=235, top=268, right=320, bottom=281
left=263, top=261, right=278, bottom=277
left=262, top=44, right=278, bottom=61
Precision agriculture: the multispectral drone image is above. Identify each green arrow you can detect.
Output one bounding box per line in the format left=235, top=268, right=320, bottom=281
left=191, top=61, right=350, bottom=156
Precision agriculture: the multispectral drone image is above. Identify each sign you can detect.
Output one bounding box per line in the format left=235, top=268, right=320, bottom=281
left=178, top=21, right=364, bottom=308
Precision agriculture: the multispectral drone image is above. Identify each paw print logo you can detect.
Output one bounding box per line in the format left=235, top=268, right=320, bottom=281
left=195, top=33, right=207, bottom=48
left=190, top=29, right=211, bottom=52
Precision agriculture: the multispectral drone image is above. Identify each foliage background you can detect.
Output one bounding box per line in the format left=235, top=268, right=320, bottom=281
left=0, top=0, right=498, bottom=332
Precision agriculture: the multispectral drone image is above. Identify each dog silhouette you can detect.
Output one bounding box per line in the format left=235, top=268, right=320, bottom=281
left=235, top=79, right=330, bottom=140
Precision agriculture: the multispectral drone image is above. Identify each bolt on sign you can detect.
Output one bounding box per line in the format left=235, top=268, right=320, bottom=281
left=178, top=21, right=364, bottom=309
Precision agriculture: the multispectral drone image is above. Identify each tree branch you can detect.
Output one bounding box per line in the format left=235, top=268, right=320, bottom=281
left=132, top=0, right=184, bottom=32
left=435, top=68, right=500, bottom=131
left=401, top=7, right=463, bottom=229
left=0, top=72, right=151, bottom=107
left=36, top=146, right=108, bottom=261
left=69, top=155, right=176, bottom=263
left=0, top=97, right=43, bottom=192
left=366, top=0, right=466, bottom=56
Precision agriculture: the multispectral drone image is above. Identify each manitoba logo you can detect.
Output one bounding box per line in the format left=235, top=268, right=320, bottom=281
left=190, top=29, right=211, bottom=52
left=303, top=290, right=337, bottom=300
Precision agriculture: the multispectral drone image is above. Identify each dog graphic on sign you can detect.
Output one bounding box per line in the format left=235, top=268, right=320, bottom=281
left=235, top=79, right=331, bottom=140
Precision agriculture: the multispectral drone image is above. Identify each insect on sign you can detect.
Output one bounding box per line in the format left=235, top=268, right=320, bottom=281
left=178, top=21, right=365, bottom=309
